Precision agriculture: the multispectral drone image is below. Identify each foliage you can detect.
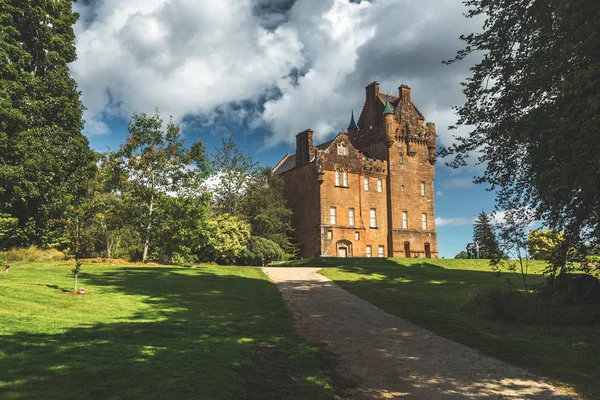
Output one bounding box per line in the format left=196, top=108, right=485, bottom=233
left=454, top=251, right=468, bottom=259
left=153, top=193, right=210, bottom=265
left=242, top=167, right=294, bottom=252
left=527, top=229, right=565, bottom=261
left=108, top=110, right=208, bottom=262
left=472, top=211, right=502, bottom=259
left=0, top=213, right=17, bottom=248
left=0, top=245, right=64, bottom=261
left=210, top=134, right=258, bottom=216
left=0, top=0, right=96, bottom=247
left=491, top=209, right=532, bottom=291
left=238, top=236, right=286, bottom=266
left=442, top=0, right=600, bottom=267
left=203, top=214, right=251, bottom=264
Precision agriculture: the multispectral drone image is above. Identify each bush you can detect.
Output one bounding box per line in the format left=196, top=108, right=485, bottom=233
left=464, top=285, right=600, bottom=326
left=238, top=237, right=286, bottom=266
left=1, top=246, right=65, bottom=261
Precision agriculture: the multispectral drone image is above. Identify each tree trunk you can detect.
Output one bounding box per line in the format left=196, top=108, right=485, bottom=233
left=142, top=193, right=154, bottom=262
left=107, top=237, right=113, bottom=259
left=74, top=274, right=78, bottom=293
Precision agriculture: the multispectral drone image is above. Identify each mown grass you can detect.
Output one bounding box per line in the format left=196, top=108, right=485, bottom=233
left=319, top=258, right=600, bottom=399
left=0, top=261, right=338, bottom=400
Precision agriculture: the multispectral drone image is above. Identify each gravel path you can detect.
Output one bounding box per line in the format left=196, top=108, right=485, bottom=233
left=263, top=267, right=578, bottom=399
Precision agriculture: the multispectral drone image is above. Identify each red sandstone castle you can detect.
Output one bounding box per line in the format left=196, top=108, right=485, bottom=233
left=274, top=82, right=438, bottom=258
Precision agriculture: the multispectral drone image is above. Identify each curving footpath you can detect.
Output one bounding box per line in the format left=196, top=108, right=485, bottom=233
left=263, top=267, right=578, bottom=399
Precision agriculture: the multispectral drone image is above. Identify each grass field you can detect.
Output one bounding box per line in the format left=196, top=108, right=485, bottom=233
left=0, top=262, right=337, bottom=400
left=318, top=258, right=600, bottom=399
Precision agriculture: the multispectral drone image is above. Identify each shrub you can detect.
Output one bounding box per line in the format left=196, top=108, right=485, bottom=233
left=464, top=285, right=600, bottom=326
left=1, top=246, right=65, bottom=261
left=238, top=237, right=286, bottom=266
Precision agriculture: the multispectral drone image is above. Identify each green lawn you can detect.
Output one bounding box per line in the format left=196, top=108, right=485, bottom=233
left=0, top=262, right=337, bottom=400
left=319, top=258, right=600, bottom=399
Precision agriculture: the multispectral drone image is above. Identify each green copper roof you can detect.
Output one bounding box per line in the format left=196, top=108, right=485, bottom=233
left=382, top=101, right=394, bottom=115
left=348, top=110, right=358, bottom=130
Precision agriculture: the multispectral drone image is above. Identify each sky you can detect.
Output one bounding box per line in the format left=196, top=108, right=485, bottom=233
left=68, top=0, right=498, bottom=258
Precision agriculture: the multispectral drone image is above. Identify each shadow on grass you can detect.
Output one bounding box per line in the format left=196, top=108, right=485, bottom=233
left=0, top=267, right=336, bottom=400
left=265, top=268, right=576, bottom=399
left=320, top=263, right=599, bottom=399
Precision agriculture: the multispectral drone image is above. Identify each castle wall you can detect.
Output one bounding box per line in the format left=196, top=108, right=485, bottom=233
left=280, top=163, right=322, bottom=258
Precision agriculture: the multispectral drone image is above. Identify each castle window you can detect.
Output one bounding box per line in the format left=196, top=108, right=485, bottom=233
left=377, top=179, right=383, bottom=192
left=400, top=155, right=404, bottom=164
left=337, top=142, right=348, bottom=155
left=343, top=170, right=348, bottom=187
left=421, top=182, right=426, bottom=196
left=366, top=245, right=372, bottom=257
left=402, top=211, right=408, bottom=229
left=363, top=176, right=369, bottom=191
left=330, top=207, right=337, bottom=224
left=355, top=231, right=360, bottom=240
left=422, top=213, right=427, bottom=230
left=378, top=245, right=385, bottom=257
left=349, top=208, right=355, bottom=225
left=370, top=208, right=377, bottom=228
left=335, top=169, right=340, bottom=186
left=401, top=185, right=405, bottom=192
left=327, top=230, right=333, bottom=239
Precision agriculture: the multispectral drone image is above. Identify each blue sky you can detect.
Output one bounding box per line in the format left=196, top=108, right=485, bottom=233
left=73, top=0, right=496, bottom=258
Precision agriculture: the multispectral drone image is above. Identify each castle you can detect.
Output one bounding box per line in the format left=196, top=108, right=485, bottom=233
left=273, top=82, right=438, bottom=258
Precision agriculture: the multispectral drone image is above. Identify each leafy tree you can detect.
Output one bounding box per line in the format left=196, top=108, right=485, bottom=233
left=0, top=0, right=96, bottom=247
left=443, top=0, right=600, bottom=266
left=527, top=229, right=565, bottom=261
left=203, top=214, right=251, bottom=265
left=242, top=167, right=293, bottom=252
left=108, top=110, right=208, bottom=262
left=0, top=213, right=18, bottom=249
left=473, top=211, right=502, bottom=259
left=491, top=209, right=533, bottom=291
left=210, top=134, right=258, bottom=216
left=455, top=251, right=468, bottom=259
left=238, top=236, right=286, bottom=266
left=153, top=192, right=210, bottom=265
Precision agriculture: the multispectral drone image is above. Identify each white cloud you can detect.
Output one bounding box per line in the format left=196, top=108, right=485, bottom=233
left=71, top=0, right=482, bottom=146
left=435, top=217, right=474, bottom=227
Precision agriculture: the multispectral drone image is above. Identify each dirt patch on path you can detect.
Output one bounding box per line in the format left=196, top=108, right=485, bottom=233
left=263, top=267, right=577, bottom=399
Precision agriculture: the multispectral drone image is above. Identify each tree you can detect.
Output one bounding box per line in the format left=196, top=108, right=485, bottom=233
left=473, top=211, right=502, bottom=259
left=455, top=251, right=468, bottom=259
left=210, top=134, right=258, bottom=216
left=0, top=0, right=96, bottom=247
left=108, top=110, right=208, bottom=262
left=241, top=167, right=293, bottom=252
left=527, top=229, right=565, bottom=261
left=443, top=0, right=600, bottom=264
left=203, top=214, right=251, bottom=265
left=492, top=209, right=533, bottom=291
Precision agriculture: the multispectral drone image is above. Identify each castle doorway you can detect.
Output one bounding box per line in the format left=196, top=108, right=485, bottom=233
left=424, top=243, right=431, bottom=258
left=336, top=240, right=352, bottom=257
left=404, top=242, right=411, bottom=258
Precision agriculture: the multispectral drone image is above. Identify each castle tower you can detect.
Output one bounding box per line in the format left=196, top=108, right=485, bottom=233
left=352, top=83, right=438, bottom=258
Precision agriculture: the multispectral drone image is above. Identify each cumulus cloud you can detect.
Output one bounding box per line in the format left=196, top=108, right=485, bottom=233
left=71, top=0, right=481, bottom=146
left=435, top=217, right=475, bottom=227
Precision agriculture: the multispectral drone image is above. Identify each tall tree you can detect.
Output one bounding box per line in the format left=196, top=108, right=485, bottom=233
left=108, top=110, right=208, bottom=262
left=242, top=167, right=293, bottom=251
left=0, top=0, right=96, bottom=247
left=443, top=0, right=600, bottom=261
left=473, top=211, right=502, bottom=259
left=210, top=134, right=258, bottom=216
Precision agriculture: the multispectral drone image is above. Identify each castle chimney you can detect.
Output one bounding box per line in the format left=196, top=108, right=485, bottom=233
left=399, top=84, right=411, bottom=103
left=295, top=129, right=313, bottom=167
left=366, top=81, right=380, bottom=100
